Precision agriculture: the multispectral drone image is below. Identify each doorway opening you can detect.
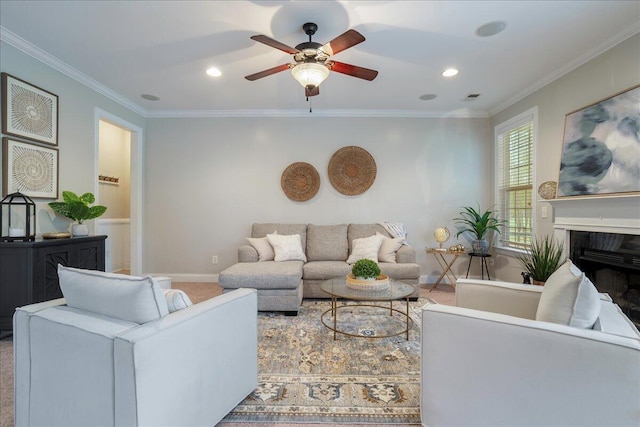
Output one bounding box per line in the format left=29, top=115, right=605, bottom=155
left=94, top=109, right=144, bottom=275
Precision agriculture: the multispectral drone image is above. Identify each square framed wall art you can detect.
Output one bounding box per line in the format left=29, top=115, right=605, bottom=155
left=557, top=84, right=640, bottom=197
left=2, top=138, right=59, bottom=199
left=1, top=72, right=58, bottom=146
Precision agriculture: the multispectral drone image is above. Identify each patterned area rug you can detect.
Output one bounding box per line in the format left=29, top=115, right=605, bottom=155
left=221, top=298, right=427, bottom=424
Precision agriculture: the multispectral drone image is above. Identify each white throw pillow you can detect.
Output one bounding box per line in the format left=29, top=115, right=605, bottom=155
left=535, top=260, right=601, bottom=328
left=163, top=289, right=193, bottom=313
left=58, top=265, right=169, bottom=324
left=376, top=232, right=405, bottom=263
left=266, top=233, right=307, bottom=262
left=347, top=234, right=385, bottom=264
left=247, top=234, right=275, bottom=261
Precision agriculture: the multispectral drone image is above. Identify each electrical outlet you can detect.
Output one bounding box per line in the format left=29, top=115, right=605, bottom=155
left=211, top=255, right=218, bottom=264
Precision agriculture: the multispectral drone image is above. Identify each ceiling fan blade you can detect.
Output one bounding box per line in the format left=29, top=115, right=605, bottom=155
left=328, top=61, right=378, bottom=81
left=320, top=29, right=365, bottom=56
left=245, top=64, right=292, bottom=81
left=305, top=86, right=320, bottom=97
left=250, top=35, right=300, bottom=54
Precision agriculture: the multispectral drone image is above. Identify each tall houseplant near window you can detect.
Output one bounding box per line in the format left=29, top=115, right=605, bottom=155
left=453, top=205, right=505, bottom=254
left=48, top=191, right=107, bottom=236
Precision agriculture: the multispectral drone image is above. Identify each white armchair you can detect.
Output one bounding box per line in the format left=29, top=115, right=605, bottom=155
left=14, top=267, right=258, bottom=427
left=421, top=278, right=640, bottom=427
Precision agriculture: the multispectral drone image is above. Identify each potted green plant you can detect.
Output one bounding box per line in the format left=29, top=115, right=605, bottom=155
left=518, top=235, right=564, bottom=286
left=48, top=191, right=107, bottom=236
left=453, top=204, right=505, bottom=254
left=351, top=258, right=381, bottom=281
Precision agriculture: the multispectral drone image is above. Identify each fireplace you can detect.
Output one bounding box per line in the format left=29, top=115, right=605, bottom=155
left=550, top=195, right=640, bottom=329
left=569, top=231, right=640, bottom=327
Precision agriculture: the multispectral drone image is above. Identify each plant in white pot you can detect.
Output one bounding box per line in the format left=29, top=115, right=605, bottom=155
left=453, top=205, right=505, bottom=254
left=351, top=258, right=381, bottom=281
left=48, top=191, right=107, bottom=236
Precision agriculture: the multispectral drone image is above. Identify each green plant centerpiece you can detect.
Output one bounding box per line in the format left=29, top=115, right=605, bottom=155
left=48, top=191, right=107, bottom=236
left=453, top=204, right=505, bottom=254
left=518, top=235, right=564, bottom=285
left=347, top=258, right=389, bottom=291
left=351, top=258, right=381, bottom=280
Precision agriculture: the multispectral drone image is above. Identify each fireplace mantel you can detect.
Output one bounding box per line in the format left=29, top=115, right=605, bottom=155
left=549, top=195, right=640, bottom=236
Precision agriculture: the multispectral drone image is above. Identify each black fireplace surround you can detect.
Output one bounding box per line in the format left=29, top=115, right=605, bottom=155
left=570, top=231, right=640, bottom=328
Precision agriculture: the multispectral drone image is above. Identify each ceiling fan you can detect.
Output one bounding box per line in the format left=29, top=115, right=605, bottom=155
left=245, top=22, right=378, bottom=98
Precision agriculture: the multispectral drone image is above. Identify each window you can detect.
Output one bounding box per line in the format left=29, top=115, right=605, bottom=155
left=495, top=108, right=536, bottom=250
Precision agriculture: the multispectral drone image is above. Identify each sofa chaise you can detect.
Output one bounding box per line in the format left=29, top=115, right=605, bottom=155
left=219, top=223, right=420, bottom=314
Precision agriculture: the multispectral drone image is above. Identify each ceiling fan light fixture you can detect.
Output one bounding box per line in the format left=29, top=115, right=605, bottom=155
left=291, top=62, right=330, bottom=89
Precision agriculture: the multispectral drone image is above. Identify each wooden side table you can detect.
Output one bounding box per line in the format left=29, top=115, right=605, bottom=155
left=466, top=253, right=492, bottom=280
left=425, top=248, right=466, bottom=291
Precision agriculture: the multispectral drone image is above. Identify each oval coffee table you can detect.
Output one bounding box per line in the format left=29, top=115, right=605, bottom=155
left=320, top=277, right=414, bottom=340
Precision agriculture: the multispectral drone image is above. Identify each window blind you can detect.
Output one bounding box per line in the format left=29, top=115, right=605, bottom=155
left=497, top=120, right=533, bottom=249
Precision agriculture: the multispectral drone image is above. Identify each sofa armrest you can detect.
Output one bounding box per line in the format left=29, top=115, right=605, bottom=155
left=114, top=288, right=258, bottom=427
left=421, top=303, right=640, bottom=427
left=396, top=245, right=416, bottom=263
left=239, top=244, right=258, bottom=262
left=455, top=278, right=542, bottom=319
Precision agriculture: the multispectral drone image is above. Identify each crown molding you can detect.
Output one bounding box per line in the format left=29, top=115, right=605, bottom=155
left=144, top=108, right=490, bottom=119
left=1, top=26, right=146, bottom=116
left=489, top=20, right=640, bottom=116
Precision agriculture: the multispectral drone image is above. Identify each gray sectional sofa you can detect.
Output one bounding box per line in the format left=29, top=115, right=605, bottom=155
left=219, top=223, right=420, bottom=314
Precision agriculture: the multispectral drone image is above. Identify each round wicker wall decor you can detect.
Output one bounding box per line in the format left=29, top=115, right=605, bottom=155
left=281, top=162, right=320, bottom=201
left=328, top=146, right=377, bottom=195
left=538, top=180, right=558, bottom=200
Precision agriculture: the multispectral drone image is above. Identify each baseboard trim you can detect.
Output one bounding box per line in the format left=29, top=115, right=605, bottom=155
left=147, top=273, right=219, bottom=283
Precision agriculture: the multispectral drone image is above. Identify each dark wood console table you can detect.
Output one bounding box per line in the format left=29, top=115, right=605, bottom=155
left=0, top=235, right=107, bottom=332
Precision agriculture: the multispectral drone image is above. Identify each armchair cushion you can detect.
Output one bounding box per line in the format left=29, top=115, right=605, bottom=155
left=536, top=260, right=600, bottom=328
left=163, top=289, right=193, bottom=312
left=58, top=265, right=169, bottom=324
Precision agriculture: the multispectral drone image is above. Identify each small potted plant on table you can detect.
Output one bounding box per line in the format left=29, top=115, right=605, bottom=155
left=48, top=191, right=107, bottom=236
left=347, top=259, right=389, bottom=291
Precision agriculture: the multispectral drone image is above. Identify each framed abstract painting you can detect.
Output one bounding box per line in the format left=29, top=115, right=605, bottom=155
left=1, top=73, right=58, bottom=146
left=2, top=138, right=58, bottom=199
left=557, top=84, right=640, bottom=197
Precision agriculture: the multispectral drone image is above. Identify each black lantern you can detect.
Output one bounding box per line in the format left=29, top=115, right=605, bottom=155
left=1, top=192, right=36, bottom=242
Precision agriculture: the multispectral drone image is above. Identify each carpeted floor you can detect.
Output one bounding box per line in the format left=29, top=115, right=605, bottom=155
left=0, top=283, right=454, bottom=427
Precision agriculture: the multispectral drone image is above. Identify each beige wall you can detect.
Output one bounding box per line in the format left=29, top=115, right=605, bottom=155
left=491, top=33, right=640, bottom=282
left=144, top=116, right=493, bottom=280
left=0, top=41, right=145, bottom=236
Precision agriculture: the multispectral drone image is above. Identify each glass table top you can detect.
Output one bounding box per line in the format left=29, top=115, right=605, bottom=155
left=320, top=276, right=414, bottom=301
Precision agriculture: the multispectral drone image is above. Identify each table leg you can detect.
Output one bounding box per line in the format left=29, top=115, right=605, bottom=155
left=430, top=253, right=459, bottom=291
left=405, top=297, right=409, bottom=340
left=466, top=256, right=473, bottom=278
left=332, top=296, right=337, bottom=340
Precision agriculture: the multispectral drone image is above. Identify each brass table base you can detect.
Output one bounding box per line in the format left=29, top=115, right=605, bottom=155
left=321, top=298, right=412, bottom=340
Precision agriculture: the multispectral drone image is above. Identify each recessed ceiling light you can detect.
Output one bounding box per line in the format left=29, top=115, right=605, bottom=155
left=419, top=94, right=437, bottom=101
left=206, top=67, right=222, bottom=77
left=476, top=21, right=507, bottom=37
left=141, top=94, right=160, bottom=101
left=442, top=68, right=459, bottom=77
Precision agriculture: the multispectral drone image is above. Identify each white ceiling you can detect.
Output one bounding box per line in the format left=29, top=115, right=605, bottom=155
left=1, top=1, right=639, bottom=117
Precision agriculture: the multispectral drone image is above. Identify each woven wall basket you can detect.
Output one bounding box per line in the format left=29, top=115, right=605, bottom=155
left=328, top=146, right=377, bottom=195
left=281, top=162, right=320, bottom=201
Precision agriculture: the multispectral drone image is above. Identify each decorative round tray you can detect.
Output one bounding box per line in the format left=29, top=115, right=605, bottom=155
left=42, top=232, right=71, bottom=239
left=346, top=273, right=389, bottom=292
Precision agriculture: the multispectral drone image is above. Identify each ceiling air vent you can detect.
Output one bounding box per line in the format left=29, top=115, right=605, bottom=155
left=463, top=93, right=481, bottom=101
